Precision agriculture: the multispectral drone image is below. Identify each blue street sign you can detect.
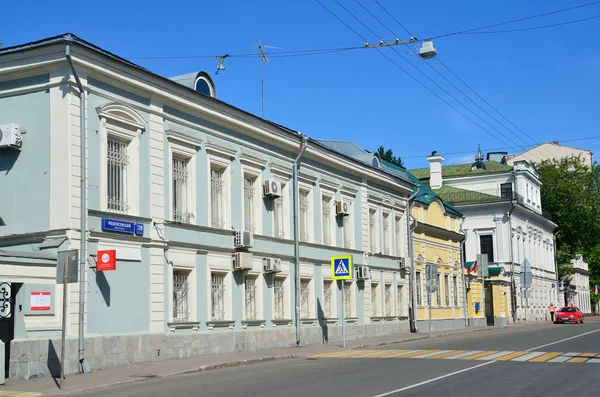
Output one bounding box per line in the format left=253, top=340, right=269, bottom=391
left=101, top=218, right=137, bottom=235
left=135, top=223, right=145, bottom=236
left=331, top=255, right=353, bottom=280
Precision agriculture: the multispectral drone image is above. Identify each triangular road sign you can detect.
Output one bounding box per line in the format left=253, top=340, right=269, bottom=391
left=335, top=260, right=349, bottom=275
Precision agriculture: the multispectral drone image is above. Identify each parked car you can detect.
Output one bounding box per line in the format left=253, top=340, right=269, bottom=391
left=554, top=306, right=584, bottom=324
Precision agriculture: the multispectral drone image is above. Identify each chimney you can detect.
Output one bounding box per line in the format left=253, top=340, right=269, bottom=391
left=553, top=141, right=558, bottom=145
left=427, top=153, right=444, bottom=189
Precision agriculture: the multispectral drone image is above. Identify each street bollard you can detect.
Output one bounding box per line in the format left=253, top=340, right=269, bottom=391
left=0, top=340, right=5, bottom=385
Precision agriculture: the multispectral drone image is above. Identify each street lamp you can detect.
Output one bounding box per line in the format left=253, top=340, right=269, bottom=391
left=419, top=40, right=437, bottom=60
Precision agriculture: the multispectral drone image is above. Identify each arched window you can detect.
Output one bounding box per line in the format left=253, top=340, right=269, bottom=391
left=194, top=72, right=216, bottom=97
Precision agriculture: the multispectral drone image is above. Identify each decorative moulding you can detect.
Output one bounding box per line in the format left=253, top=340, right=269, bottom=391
left=205, top=140, right=237, bottom=159
left=239, top=151, right=268, bottom=169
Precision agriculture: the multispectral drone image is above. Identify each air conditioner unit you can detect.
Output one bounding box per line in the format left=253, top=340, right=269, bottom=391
left=398, top=257, right=408, bottom=270
left=263, top=257, right=282, bottom=273
left=356, top=265, right=370, bottom=280
left=0, top=124, right=23, bottom=150
left=336, top=201, right=350, bottom=216
left=234, top=252, right=253, bottom=271
left=263, top=180, right=282, bottom=198
left=234, top=230, right=253, bottom=248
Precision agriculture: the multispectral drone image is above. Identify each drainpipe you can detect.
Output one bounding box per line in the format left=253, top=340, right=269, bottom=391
left=292, top=135, right=309, bottom=346
left=459, top=218, right=469, bottom=327
left=508, top=201, right=517, bottom=323
left=65, top=36, right=91, bottom=374
left=553, top=229, right=560, bottom=306
left=406, top=188, right=419, bottom=333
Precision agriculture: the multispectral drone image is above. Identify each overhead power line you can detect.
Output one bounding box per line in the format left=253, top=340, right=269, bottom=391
left=429, top=0, right=600, bottom=39
left=450, top=14, right=600, bottom=36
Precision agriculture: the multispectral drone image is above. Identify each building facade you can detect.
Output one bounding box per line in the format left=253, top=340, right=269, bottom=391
left=410, top=150, right=558, bottom=325
left=0, top=35, right=416, bottom=379
left=504, top=141, right=593, bottom=168
left=562, top=255, right=592, bottom=313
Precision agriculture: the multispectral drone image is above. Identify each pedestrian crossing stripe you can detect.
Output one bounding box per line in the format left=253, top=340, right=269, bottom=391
left=0, top=392, right=43, bottom=396
left=306, top=349, right=600, bottom=363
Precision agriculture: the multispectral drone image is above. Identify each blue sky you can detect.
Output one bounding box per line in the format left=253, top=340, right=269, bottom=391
left=3, top=0, right=600, bottom=168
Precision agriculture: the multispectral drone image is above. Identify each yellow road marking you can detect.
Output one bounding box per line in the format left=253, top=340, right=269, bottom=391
left=0, top=392, right=43, bottom=397
left=459, top=351, right=499, bottom=360
left=568, top=357, right=589, bottom=363
left=394, top=350, right=437, bottom=358
left=338, top=350, right=383, bottom=358
left=427, top=350, right=468, bottom=359
left=494, top=351, right=529, bottom=361
left=530, top=352, right=563, bottom=362
left=306, top=350, right=354, bottom=358
left=366, top=350, right=410, bottom=358
left=579, top=353, right=599, bottom=358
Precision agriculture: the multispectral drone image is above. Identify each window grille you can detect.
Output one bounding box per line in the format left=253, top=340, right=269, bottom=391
left=274, top=278, right=285, bottom=319
left=244, top=178, right=255, bottom=232
left=299, top=191, right=310, bottom=242
left=274, top=195, right=285, bottom=238
left=323, top=280, right=333, bottom=318
left=173, top=157, right=189, bottom=222
left=385, top=284, right=392, bottom=316
left=397, top=285, right=404, bottom=316
left=344, top=282, right=352, bottom=318
left=416, top=272, right=422, bottom=306
left=395, top=217, right=402, bottom=256
left=107, top=139, right=129, bottom=213
left=211, top=169, right=225, bottom=228
left=343, top=216, right=352, bottom=249
left=383, top=215, right=390, bottom=255
left=211, top=274, right=225, bottom=320
left=445, top=275, right=450, bottom=306
left=436, top=273, right=441, bottom=306
left=371, top=283, right=379, bottom=317
left=369, top=210, right=377, bottom=252
left=322, top=198, right=332, bottom=245
left=173, top=270, right=189, bottom=322
left=300, top=280, right=311, bottom=318
left=244, top=276, right=257, bottom=320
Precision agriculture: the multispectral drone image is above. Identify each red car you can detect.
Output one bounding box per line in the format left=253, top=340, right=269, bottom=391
left=554, top=306, right=584, bottom=324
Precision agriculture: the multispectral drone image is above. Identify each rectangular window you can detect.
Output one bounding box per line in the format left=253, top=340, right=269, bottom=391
left=299, top=190, right=310, bottom=242
left=323, top=280, right=334, bottom=318
left=300, top=279, right=311, bottom=318
left=344, top=281, right=353, bottom=317
left=322, top=197, right=333, bottom=246
left=210, top=167, right=225, bottom=229
left=383, top=213, right=391, bottom=255
left=107, top=139, right=129, bottom=213
left=395, top=216, right=402, bottom=256
left=436, top=273, right=441, bottom=306
left=343, top=215, right=352, bottom=249
left=371, top=282, right=379, bottom=317
left=500, top=183, right=513, bottom=199
left=172, top=270, right=190, bottom=322
left=453, top=276, right=459, bottom=306
left=416, top=272, right=422, bottom=306
left=385, top=284, right=392, bottom=316
left=273, top=278, right=286, bottom=319
left=369, top=209, right=378, bottom=252
left=211, top=273, right=226, bottom=320
left=479, top=235, right=495, bottom=263
left=397, top=285, right=404, bottom=316
left=274, top=189, right=285, bottom=239
left=173, top=157, right=190, bottom=223
left=243, top=177, right=256, bottom=232
left=444, top=274, right=450, bottom=306
left=244, top=275, right=258, bottom=320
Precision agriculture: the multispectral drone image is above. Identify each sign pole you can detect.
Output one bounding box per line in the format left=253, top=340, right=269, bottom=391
left=59, top=255, right=68, bottom=389
left=340, top=280, right=345, bottom=348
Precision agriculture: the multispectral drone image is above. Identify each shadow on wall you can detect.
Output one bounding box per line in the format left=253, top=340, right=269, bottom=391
left=95, top=271, right=111, bottom=307
left=317, top=298, right=328, bottom=344
left=0, top=149, right=20, bottom=174
left=47, top=339, right=60, bottom=386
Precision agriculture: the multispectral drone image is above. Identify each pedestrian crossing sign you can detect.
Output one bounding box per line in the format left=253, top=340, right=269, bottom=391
left=331, top=255, right=353, bottom=280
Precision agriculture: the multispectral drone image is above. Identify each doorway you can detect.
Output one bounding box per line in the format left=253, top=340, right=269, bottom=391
left=0, top=282, right=21, bottom=377
left=485, top=283, right=494, bottom=326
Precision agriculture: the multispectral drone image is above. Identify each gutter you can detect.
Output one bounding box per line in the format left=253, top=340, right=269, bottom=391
left=65, top=35, right=91, bottom=374
left=508, top=199, right=517, bottom=323
left=406, top=188, right=419, bottom=333
left=553, top=229, right=561, bottom=305
left=292, top=135, right=309, bottom=345
left=459, top=218, right=469, bottom=327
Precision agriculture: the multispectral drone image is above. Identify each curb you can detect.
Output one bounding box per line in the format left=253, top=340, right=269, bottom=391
left=44, top=354, right=297, bottom=396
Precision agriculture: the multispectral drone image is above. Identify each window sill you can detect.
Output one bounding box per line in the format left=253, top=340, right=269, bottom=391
left=206, top=320, right=235, bottom=330
left=242, top=319, right=266, bottom=329
left=300, top=318, right=318, bottom=326
left=88, top=209, right=152, bottom=223
left=371, top=316, right=399, bottom=323
left=167, top=321, right=200, bottom=332
left=344, top=317, right=358, bottom=324
left=272, top=318, right=293, bottom=327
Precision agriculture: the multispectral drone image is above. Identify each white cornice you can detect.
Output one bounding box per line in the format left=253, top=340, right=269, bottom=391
left=239, top=151, right=268, bottom=169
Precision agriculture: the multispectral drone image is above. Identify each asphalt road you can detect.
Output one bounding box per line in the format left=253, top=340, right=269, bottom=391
left=75, top=318, right=600, bottom=397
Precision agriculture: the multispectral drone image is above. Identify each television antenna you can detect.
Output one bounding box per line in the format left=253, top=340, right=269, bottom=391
left=257, top=40, right=282, bottom=118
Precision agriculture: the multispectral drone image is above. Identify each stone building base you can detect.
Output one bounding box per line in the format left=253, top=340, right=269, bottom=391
left=415, top=318, right=468, bottom=332
left=9, top=321, right=409, bottom=379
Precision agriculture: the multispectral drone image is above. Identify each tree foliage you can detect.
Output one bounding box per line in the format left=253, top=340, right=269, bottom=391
left=537, top=156, right=600, bottom=305
left=377, top=146, right=403, bottom=167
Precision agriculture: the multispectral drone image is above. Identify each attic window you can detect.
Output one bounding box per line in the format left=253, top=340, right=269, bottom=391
left=372, top=156, right=381, bottom=168
left=194, top=76, right=214, bottom=97
left=471, top=162, right=486, bottom=171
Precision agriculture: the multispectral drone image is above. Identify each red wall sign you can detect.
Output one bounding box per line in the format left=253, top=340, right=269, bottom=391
left=31, top=292, right=51, bottom=311
left=97, top=250, right=117, bottom=271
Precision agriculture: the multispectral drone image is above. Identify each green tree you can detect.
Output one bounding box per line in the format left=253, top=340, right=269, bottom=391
left=377, top=146, right=404, bottom=167
left=537, top=157, right=600, bottom=308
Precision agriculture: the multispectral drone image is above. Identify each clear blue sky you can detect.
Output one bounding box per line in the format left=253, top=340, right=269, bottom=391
left=3, top=0, right=600, bottom=168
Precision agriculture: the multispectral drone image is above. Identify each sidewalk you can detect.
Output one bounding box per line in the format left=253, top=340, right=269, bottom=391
left=0, top=323, right=552, bottom=397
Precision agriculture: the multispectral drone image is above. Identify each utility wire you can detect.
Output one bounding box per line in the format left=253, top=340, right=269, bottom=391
left=428, top=0, right=600, bottom=39
left=337, top=0, right=527, bottom=149
left=456, top=14, right=600, bottom=35
left=369, top=0, right=560, bottom=159
left=317, top=0, right=519, bottom=148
